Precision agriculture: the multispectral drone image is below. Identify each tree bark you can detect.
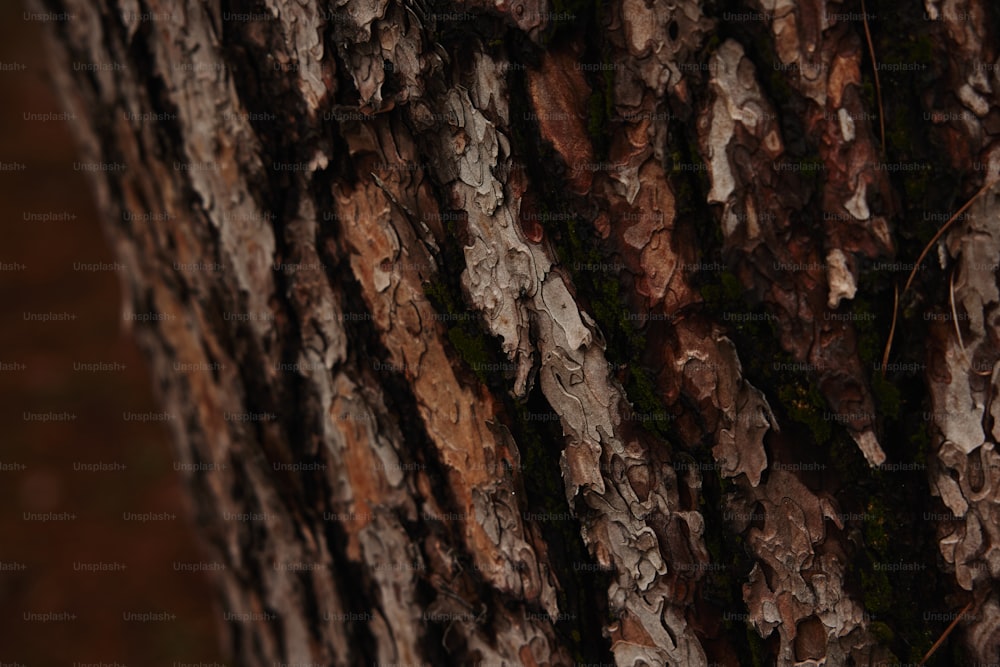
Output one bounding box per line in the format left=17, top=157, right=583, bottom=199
left=33, top=0, right=1000, bottom=663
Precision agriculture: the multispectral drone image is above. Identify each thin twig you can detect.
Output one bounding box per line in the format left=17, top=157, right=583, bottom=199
left=880, top=283, right=898, bottom=378
left=919, top=600, right=973, bottom=665
left=882, top=183, right=992, bottom=368
left=860, top=0, right=885, bottom=152
left=904, top=182, right=991, bottom=294
left=949, top=270, right=993, bottom=376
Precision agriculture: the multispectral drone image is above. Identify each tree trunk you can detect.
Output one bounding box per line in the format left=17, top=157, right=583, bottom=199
left=34, top=0, right=1000, bottom=663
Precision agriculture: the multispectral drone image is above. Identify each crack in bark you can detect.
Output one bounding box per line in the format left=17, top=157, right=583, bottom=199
left=35, top=0, right=1000, bottom=663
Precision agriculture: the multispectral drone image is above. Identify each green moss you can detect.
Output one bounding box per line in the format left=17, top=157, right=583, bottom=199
left=858, top=497, right=893, bottom=615
left=587, top=90, right=606, bottom=141
left=602, top=65, right=614, bottom=121
left=422, top=279, right=455, bottom=312
left=700, top=270, right=744, bottom=307
left=861, top=569, right=893, bottom=616
left=854, top=308, right=880, bottom=364
left=582, top=38, right=615, bottom=159
left=746, top=625, right=766, bottom=667
left=796, top=155, right=826, bottom=186
left=544, top=0, right=593, bottom=45
left=777, top=380, right=832, bottom=445
left=864, top=497, right=890, bottom=554
left=881, top=30, right=935, bottom=73
left=827, top=433, right=866, bottom=481
left=446, top=328, right=490, bottom=384
left=946, top=640, right=972, bottom=667
left=871, top=372, right=901, bottom=420
left=870, top=621, right=895, bottom=645
left=860, top=78, right=877, bottom=114
left=909, top=419, right=931, bottom=467
left=668, top=149, right=684, bottom=173
left=701, top=32, right=722, bottom=56
left=901, top=160, right=932, bottom=204
left=766, top=66, right=796, bottom=110
left=846, top=289, right=903, bottom=421
left=422, top=278, right=504, bottom=388
left=718, top=472, right=738, bottom=496
left=556, top=212, right=670, bottom=439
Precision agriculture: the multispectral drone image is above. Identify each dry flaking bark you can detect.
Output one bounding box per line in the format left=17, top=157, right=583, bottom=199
left=689, top=41, right=895, bottom=664
left=563, top=4, right=893, bottom=659
left=406, top=50, right=713, bottom=663
left=32, top=0, right=1000, bottom=664
left=748, top=0, right=896, bottom=294
left=917, top=0, right=1000, bottom=660
left=332, top=119, right=569, bottom=662
left=698, top=38, right=887, bottom=468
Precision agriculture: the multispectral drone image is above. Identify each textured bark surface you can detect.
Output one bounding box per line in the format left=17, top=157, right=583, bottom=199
left=34, top=0, right=1000, bottom=663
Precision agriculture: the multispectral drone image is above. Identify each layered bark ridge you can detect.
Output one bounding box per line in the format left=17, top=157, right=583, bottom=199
left=36, top=0, right=1000, bottom=664
left=920, top=0, right=1000, bottom=661
left=697, top=38, right=888, bottom=468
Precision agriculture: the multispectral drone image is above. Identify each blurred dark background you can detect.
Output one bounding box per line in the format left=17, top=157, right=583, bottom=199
left=1, top=3, right=226, bottom=664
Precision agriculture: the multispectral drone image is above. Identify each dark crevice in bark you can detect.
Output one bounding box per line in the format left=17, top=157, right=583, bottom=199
left=850, top=4, right=972, bottom=660
left=862, top=0, right=961, bottom=301
left=226, top=455, right=292, bottom=664
left=418, top=216, right=617, bottom=662
left=127, top=8, right=188, bottom=171
left=40, top=0, right=1000, bottom=660
left=295, top=567, right=331, bottom=661
left=708, top=0, right=811, bottom=158
left=216, top=0, right=331, bottom=499
left=500, top=34, right=736, bottom=657
left=324, top=31, right=365, bottom=116
left=505, top=384, right=616, bottom=664
left=310, top=159, right=526, bottom=662
left=212, top=17, right=387, bottom=664
left=318, top=26, right=361, bottom=188
left=325, top=248, right=474, bottom=662
left=218, top=0, right=312, bottom=211
left=540, top=0, right=598, bottom=52
left=690, top=3, right=970, bottom=661
left=424, top=0, right=520, bottom=53
left=506, top=60, right=677, bottom=448
left=268, top=345, right=341, bottom=652
left=227, top=619, right=247, bottom=663
left=384, top=98, right=615, bottom=658
left=279, top=367, right=343, bottom=655
left=678, top=430, right=763, bottom=660
left=318, top=518, right=379, bottom=666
